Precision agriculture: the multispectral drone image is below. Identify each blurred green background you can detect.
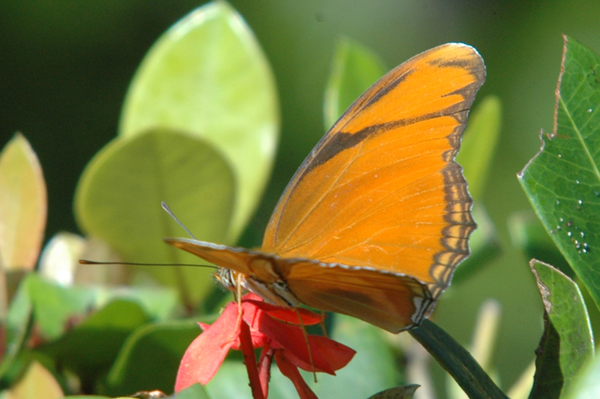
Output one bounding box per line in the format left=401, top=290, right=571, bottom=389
left=2, top=0, right=599, bottom=395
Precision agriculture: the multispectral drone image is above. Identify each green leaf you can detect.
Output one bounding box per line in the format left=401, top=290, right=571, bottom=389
left=66, top=388, right=209, bottom=399
left=26, top=274, right=96, bottom=340
left=64, top=396, right=130, bottom=399
left=174, top=383, right=211, bottom=399
left=119, top=2, right=279, bottom=242
left=323, top=37, right=387, bottom=129
left=1, top=276, right=159, bottom=390
left=204, top=360, right=248, bottom=399
left=446, top=300, right=502, bottom=399
left=509, top=211, right=573, bottom=277
left=408, top=319, right=508, bottom=399
left=0, top=278, right=33, bottom=389
left=37, top=299, right=149, bottom=386
left=64, top=396, right=128, bottom=399
left=0, top=133, right=47, bottom=271
left=563, top=354, right=600, bottom=399
left=367, top=385, right=419, bottom=399
left=457, top=95, right=503, bottom=201
left=304, top=315, right=400, bottom=398
left=103, top=320, right=201, bottom=396
left=518, top=36, right=600, bottom=310
left=528, top=260, right=594, bottom=399
left=67, top=395, right=116, bottom=399
left=74, top=129, right=235, bottom=302
left=117, top=287, right=179, bottom=322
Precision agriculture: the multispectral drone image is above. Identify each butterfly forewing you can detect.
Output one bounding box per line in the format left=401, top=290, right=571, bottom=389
left=262, top=43, right=484, bottom=296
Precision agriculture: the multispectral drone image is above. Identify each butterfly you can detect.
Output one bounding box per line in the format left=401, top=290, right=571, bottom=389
left=165, top=43, right=486, bottom=333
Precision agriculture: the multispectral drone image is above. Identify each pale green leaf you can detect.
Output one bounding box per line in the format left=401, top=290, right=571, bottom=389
left=0, top=133, right=47, bottom=271
left=74, top=129, right=235, bottom=302
left=119, top=2, right=279, bottom=242
left=457, top=95, right=502, bottom=201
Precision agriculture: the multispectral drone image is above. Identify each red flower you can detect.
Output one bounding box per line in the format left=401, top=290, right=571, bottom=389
left=175, top=294, right=356, bottom=399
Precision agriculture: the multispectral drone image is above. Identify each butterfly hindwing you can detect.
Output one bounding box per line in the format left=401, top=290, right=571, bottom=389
left=273, top=258, right=433, bottom=333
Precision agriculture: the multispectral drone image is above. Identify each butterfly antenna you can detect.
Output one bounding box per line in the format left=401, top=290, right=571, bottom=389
left=161, top=201, right=197, bottom=239
left=79, top=259, right=217, bottom=269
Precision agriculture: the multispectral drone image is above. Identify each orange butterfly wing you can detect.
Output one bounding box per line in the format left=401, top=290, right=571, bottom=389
left=166, top=43, right=485, bottom=333
left=263, top=43, right=484, bottom=298
left=277, top=260, right=433, bottom=332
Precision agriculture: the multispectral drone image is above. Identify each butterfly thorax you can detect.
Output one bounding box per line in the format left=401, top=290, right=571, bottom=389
left=217, top=257, right=301, bottom=308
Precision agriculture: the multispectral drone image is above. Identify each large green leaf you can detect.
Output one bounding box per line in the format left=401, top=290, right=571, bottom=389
left=0, top=133, right=46, bottom=271
left=74, top=129, right=235, bottom=301
left=528, top=260, right=594, bottom=399
left=323, top=37, right=387, bottom=129
left=103, top=320, right=201, bottom=396
left=518, top=36, right=600, bottom=309
left=119, top=2, right=279, bottom=242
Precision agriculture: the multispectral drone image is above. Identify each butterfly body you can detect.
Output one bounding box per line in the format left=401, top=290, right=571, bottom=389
left=166, top=43, right=486, bottom=333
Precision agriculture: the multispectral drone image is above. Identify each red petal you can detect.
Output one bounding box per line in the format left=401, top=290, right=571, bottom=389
left=198, top=322, right=211, bottom=331
left=244, top=298, right=323, bottom=325
left=275, top=350, right=319, bottom=399
left=284, top=335, right=355, bottom=373
left=308, top=335, right=355, bottom=371
left=174, top=302, right=241, bottom=391
left=244, top=307, right=335, bottom=374
left=258, top=347, right=275, bottom=398
left=231, top=326, right=269, bottom=350
left=241, top=293, right=263, bottom=302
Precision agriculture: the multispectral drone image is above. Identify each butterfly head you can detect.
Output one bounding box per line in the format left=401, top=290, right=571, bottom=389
left=216, top=265, right=300, bottom=309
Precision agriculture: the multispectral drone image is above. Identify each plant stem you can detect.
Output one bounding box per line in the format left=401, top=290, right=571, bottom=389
left=409, top=319, right=509, bottom=399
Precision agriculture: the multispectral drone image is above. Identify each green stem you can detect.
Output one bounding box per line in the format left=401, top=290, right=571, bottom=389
left=409, top=319, right=509, bottom=399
